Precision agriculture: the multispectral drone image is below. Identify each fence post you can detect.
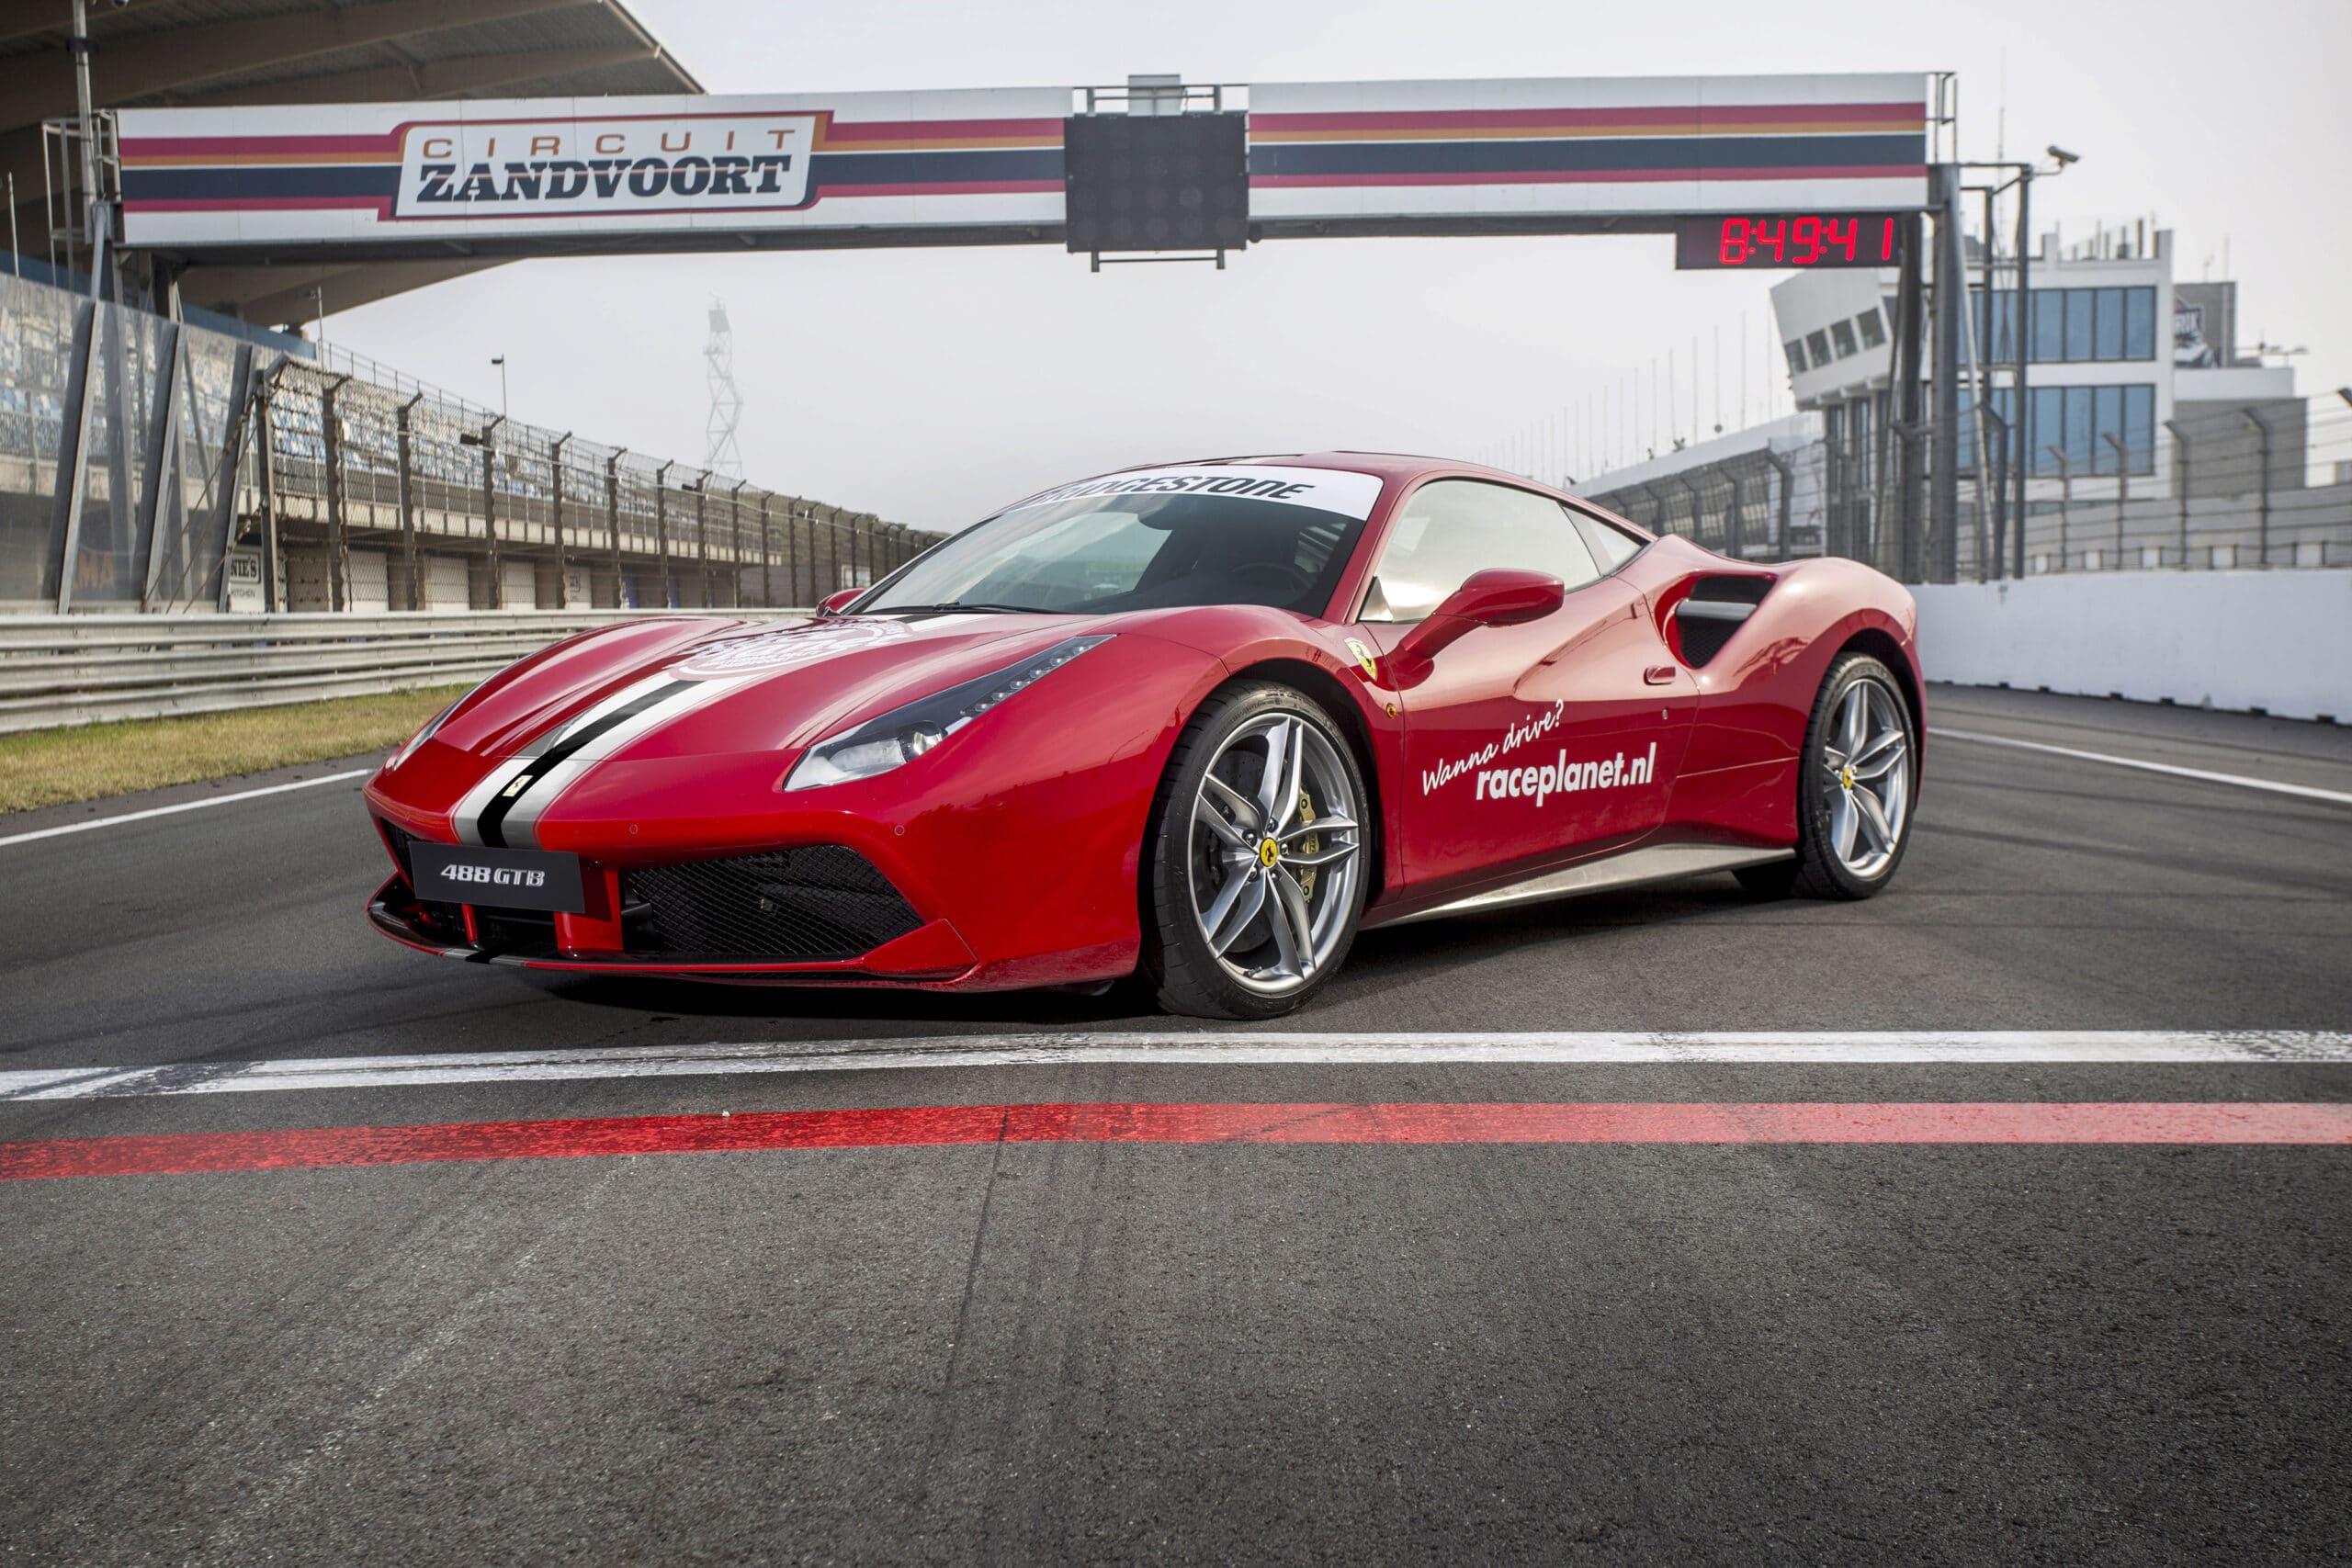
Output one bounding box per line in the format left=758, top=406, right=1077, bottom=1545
left=692, top=477, right=711, bottom=607
left=256, top=370, right=283, bottom=611
left=1981, top=406, right=2009, bottom=581
left=2163, top=421, right=2191, bottom=570
left=320, top=374, right=353, bottom=611
left=653, top=459, right=673, bottom=607
left=210, top=344, right=258, bottom=613
left=729, top=479, right=749, bottom=607
left=395, top=391, right=424, bottom=608
left=49, top=301, right=97, bottom=611
left=1724, top=468, right=1746, bottom=560
left=600, top=449, right=623, bottom=606
left=470, top=414, right=505, bottom=608
left=2241, top=408, right=2273, bottom=568
left=1674, top=473, right=1705, bottom=545
left=2102, top=432, right=2130, bottom=569
left=756, top=492, right=773, bottom=607
left=1761, top=447, right=1793, bottom=555
left=136, top=321, right=186, bottom=609
left=549, top=433, right=571, bottom=608
left=2045, top=446, right=2071, bottom=571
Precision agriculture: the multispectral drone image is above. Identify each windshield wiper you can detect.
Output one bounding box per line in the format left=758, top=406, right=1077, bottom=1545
left=872, top=602, right=1048, bottom=615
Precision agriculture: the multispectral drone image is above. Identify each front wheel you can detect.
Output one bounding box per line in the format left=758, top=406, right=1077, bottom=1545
left=1142, top=683, right=1369, bottom=1019
left=1737, top=652, right=1917, bottom=900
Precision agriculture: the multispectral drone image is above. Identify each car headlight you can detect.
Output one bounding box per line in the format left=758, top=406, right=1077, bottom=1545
left=387, top=694, right=465, bottom=770
left=782, top=635, right=1113, bottom=791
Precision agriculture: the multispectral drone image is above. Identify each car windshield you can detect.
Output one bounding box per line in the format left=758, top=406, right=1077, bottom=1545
left=859, top=468, right=1383, bottom=616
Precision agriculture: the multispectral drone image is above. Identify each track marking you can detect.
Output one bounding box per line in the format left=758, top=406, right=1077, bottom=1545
left=1929, top=728, right=2352, bottom=806
left=0, top=769, right=371, bottom=849
left=6, top=1100, right=2347, bottom=1179
left=3, top=1031, right=2348, bottom=1102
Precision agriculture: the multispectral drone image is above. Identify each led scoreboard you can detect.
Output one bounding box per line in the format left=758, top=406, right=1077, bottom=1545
left=1673, top=212, right=1907, bottom=270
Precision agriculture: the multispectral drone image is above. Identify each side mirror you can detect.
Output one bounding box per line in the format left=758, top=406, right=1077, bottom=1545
left=815, top=587, right=863, bottom=616
left=1387, top=569, right=1565, bottom=686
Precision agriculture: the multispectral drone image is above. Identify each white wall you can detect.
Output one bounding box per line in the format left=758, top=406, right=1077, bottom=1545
left=1915, top=570, right=2352, bottom=723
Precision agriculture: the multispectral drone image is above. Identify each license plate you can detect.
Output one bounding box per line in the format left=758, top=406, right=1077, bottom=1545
left=409, top=842, right=586, bottom=914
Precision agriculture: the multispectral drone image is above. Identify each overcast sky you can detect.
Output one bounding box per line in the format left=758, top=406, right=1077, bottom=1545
left=325, top=0, right=2350, bottom=530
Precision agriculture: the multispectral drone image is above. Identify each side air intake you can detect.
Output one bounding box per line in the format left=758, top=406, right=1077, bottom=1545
left=1673, top=576, right=1774, bottom=667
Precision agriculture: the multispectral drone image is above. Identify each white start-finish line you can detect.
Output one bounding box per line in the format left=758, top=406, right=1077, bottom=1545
left=2, top=1031, right=2348, bottom=1101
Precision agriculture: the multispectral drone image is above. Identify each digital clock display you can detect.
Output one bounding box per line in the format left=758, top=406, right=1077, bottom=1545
left=1673, top=212, right=1907, bottom=270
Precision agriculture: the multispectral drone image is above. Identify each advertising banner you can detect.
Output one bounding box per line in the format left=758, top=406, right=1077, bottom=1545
left=1245, top=73, right=1928, bottom=224
left=118, top=89, right=1070, bottom=251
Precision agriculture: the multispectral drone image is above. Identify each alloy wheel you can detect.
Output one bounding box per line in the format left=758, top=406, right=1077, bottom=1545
left=1186, top=711, right=1363, bottom=997
left=1821, top=678, right=1911, bottom=879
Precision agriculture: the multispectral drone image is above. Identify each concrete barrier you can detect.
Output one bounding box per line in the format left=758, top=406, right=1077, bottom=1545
left=1913, top=571, right=2351, bottom=723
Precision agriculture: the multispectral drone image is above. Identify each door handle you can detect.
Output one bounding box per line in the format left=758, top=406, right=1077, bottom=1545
left=1644, top=664, right=1676, bottom=685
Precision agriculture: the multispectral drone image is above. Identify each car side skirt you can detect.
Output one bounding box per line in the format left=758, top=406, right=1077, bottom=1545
left=1367, top=842, right=1793, bottom=929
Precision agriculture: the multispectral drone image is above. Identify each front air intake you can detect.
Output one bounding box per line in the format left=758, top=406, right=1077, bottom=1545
left=622, top=847, right=923, bottom=962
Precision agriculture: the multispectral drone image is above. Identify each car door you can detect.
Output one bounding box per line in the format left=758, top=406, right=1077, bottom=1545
left=1351, top=479, right=1697, bottom=889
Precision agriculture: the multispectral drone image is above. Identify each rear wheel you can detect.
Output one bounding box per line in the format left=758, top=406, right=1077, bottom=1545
left=1142, top=683, right=1368, bottom=1020
left=1736, top=652, right=1916, bottom=900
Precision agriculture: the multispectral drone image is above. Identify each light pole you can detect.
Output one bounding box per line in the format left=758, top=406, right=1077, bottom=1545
left=1961, top=146, right=2076, bottom=579
left=491, top=354, right=508, bottom=423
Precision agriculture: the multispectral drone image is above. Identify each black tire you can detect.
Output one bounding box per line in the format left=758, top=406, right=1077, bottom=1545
left=1141, top=682, right=1370, bottom=1020
left=1741, top=652, right=1917, bottom=901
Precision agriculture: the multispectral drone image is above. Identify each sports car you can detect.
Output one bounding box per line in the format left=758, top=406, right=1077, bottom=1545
left=365, top=452, right=1922, bottom=1018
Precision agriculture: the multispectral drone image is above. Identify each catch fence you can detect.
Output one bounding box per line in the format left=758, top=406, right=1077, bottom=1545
left=0, top=271, right=939, bottom=616
left=1570, top=391, right=2352, bottom=581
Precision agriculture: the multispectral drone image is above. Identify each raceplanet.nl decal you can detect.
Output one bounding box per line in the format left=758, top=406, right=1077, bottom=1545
left=1476, top=743, right=1657, bottom=806
left=1002, top=465, right=1386, bottom=520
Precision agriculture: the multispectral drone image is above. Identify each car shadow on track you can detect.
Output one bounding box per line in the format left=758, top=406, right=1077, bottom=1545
left=513, top=878, right=1785, bottom=1031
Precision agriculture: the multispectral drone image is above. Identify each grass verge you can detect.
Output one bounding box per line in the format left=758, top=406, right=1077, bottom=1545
left=0, top=684, right=470, bottom=816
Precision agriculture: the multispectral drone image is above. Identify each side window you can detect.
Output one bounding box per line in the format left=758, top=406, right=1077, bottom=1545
left=1566, top=507, right=1645, bottom=571
left=1360, top=479, right=1600, bottom=623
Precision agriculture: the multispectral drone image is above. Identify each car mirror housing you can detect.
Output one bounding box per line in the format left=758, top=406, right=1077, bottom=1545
left=1386, top=569, right=1565, bottom=686
left=815, top=587, right=864, bottom=616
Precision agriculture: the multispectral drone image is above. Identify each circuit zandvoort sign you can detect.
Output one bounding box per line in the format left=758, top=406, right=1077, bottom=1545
left=394, top=110, right=820, bottom=216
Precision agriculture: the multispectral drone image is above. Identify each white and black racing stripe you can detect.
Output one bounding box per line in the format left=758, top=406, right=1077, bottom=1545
left=451, top=674, right=733, bottom=849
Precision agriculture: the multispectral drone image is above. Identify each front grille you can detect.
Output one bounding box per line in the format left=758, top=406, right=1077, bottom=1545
left=623, top=847, right=923, bottom=962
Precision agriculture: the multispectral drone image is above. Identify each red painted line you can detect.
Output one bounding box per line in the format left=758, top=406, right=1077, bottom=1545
left=1247, top=102, right=1928, bottom=132
left=119, top=132, right=403, bottom=157
left=1249, top=164, right=1927, bottom=189
left=4, top=1102, right=2346, bottom=1181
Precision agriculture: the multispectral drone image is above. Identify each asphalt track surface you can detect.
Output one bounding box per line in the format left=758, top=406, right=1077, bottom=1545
left=4, top=684, right=2348, bottom=1564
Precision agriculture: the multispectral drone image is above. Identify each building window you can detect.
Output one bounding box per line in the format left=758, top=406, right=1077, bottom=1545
left=2032, top=291, right=2065, bottom=362
left=1857, top=308, right=1886, bottom=349
left=1784, top=339, right=1807, bottom=374
left=2025, top=382, right=2156, bottom=477
left=1830, top=320, right=1860, bottom=359
left=2093, top=288, right=2125, bottom=361
left=2064, top=294, right=2095, bottom=362
left=2123, top=288, right=2155, bottom=360
left=1805, top=329, right=1833, bottom=368
left=1989, top=286, right=2160, bottom=363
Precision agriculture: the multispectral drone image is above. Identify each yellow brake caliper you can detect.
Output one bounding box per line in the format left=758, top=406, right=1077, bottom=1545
left=1294, top=785, right=1318, bottom=902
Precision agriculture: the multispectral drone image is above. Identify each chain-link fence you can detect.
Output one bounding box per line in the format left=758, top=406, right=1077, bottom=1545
left=1569, top=390, right=2352, bottom=582
left=1, top=271, right=939, bottom=615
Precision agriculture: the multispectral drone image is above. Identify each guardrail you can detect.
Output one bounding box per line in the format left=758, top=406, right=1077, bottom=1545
left=0, top=609, right=807, bottom=733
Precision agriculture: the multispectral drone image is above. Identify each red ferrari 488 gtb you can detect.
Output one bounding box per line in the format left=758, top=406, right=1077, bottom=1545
left=366, top=453, right=1921, bottom=1017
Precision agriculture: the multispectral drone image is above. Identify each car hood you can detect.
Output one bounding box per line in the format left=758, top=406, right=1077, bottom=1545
left=425, top=610, right=1152, bottom=766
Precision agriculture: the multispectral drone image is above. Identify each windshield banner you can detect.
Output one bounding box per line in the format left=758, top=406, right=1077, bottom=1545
left=1004, top=465, right=1386, bottom=519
